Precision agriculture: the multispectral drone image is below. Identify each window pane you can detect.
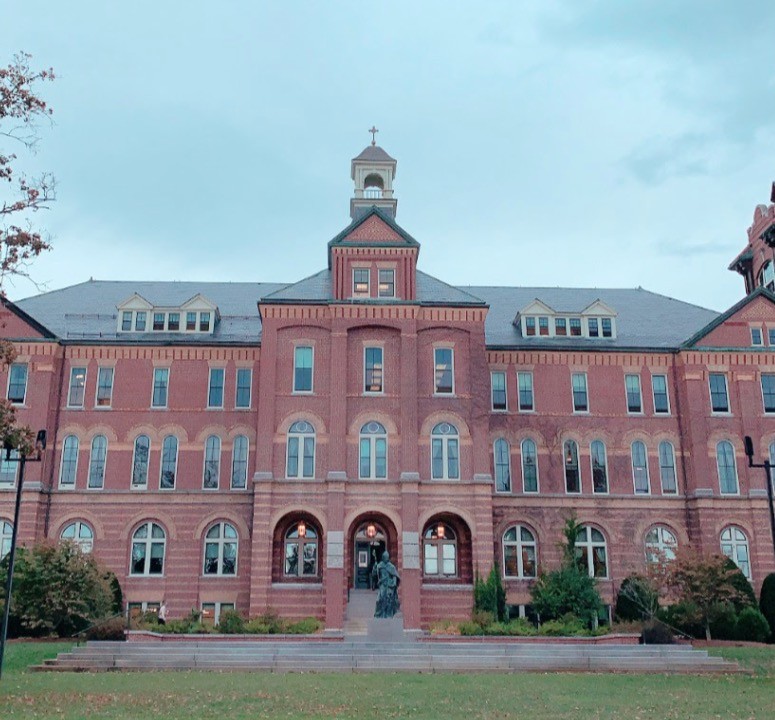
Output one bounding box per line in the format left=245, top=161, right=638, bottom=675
left=60, top=436, right=79, bottom=487
left=302, top=543, right=317, bottom=575
left=572, top=374, right=588, bottom=411
left=564, top=441, right=580, bottom=493
left=447, top=439, right=459, bottom=479
left=96, top=367, right=114, bottom=407
left=365, top=347, right=383, bottom=393
left=132, top=436, right=150, bottom=488
left=518, top=372, right=533, bottom=411
left=632, top=441, right=649, bottom=493
left=203, top=436, right=221, bottom=489
left=161, top=436, right=178, bottom=489
left=152, top=368, right=169, bottom=407
left=431, top=438, right=443, bottom=479
left=68, top=367, right=87, bottom=407
left=375, top=437, right=387, bottom=478
left=88, top=436, right=107, bottom=489
left=7, top=363, right=28, bottom=404
left=231, top=436, right=248, bottom=489
left=494, top=439, right=510, bottom=492
left=717, top=441, right=738, bottom=494
left=0, top=451, right=18, bottom=488
left=135, top=311, right=146, bottom=331
left=378, top=269, right=395, bottom=297
left=709, top=373, right=729, bottom=412
left=121, top=311, right=132, bottom=331
left=359, top=437, right=371, bottom=478
left=424, top=544, right=438, bottom=575
left=208, top=368, right=225, bottom=408
left=287, top=436, right=299, bottom=477
left=521, top=439, right=538, bottom=492
left=625, top=375, right=641, bottom=413
left=434, top=348, right=454, bottom=394
left=236, top=368, right=252, bottom=407
left=762, top=375, right=775, bottom=413
left=659, top=442, right=677, bottom=493
left=652, top=375, right=669, bottom=413
left=491, top=371, right=506, bottom=410
left=294, top=347, right=313, bottom=392
left=302, top=437, right=315, bottom=477
left=591, top=440, right=608, bottom=493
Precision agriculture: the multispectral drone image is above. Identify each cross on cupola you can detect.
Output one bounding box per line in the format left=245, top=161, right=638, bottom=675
left=350, top=130, right=397, bottom=220
left=369, top=126, right=379, bottom=145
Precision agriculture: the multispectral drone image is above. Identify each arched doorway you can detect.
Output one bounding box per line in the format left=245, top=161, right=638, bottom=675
left=347, top=512, right=397, bottom=590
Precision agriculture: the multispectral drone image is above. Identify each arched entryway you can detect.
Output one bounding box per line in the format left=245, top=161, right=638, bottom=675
left=346, top=512, right=398, bottom=590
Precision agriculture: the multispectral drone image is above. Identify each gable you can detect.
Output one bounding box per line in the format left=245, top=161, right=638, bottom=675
left=341, top=214, right=404, bottom=243
left=0, top=300, right=54, bottom=339
left=686, top=291, right=775, bottom=348
left=581, top=299, right=618, bottom=316
left=518, top=299, right=556, bottom=315
left=117, top=293, right=153, bottom=311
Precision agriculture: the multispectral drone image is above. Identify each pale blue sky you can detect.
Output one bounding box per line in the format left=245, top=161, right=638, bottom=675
left=2, top=1, right=774, bottom=311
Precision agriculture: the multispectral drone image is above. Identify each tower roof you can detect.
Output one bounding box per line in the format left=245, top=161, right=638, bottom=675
left=352, top=145, right=396, bottom=163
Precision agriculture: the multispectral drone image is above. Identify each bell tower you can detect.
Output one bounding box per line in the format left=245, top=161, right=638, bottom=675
left=350, top=126, right=397, bottom=220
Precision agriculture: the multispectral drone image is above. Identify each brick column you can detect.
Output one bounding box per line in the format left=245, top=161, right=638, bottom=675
left=400, top=472, right=421, bottom=630
left=400, top=331, right=419, bottom=474
left=249, top=471, right=273, bottom=616
left=325, top=473, right=346, bottom=631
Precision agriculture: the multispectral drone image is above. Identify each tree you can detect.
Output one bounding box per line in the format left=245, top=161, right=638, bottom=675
left=759, top=572, right=775, bottom=642
left=615, top=574, right=660, bottom=621
left=473, top=566, right=507, bottom=622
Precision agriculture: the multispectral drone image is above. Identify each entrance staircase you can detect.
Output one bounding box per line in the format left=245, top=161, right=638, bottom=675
left=344, top=589, right=406, bottom=642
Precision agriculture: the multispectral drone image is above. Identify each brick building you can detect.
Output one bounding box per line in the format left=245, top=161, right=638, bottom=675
left=1, top=143, right=775, bottom=631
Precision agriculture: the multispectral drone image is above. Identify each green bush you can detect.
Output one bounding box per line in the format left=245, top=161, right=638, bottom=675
left=473, top=567, right=507, bottom=622
left=217, top=609, right=245, bottom=634
left=759, top=572, right=775, bottom=642
left=84, top=616, right=126, bottom=641
left=723, top=558, right=756, bottom=611
left=641, top=620, right=674, bottom=645
left=285, top=617, right=322, bottom=634
left=489, top=618, right=537, bottom=636
left=537, top=614, right=589, bottom=637
left=470, top=609, right=495, bottom=628
left=656, top=602, right=704, bottom=639
left=531, top=565, right=602, bottom=627
left=459, top=621, right=483, bottom=636
left=735, top=607, right=771, bottom=643
left=615, top=575, right=659, bottom=621
left=708, top=603, right=738, bottom=640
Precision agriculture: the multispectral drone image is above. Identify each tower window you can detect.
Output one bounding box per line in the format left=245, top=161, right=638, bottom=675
left=378, top=269, right=395, bottom=298
left=353, top=268, right=370, bottom=296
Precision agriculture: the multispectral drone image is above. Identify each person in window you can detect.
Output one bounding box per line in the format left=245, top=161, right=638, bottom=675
left=158, top=599, right=168, bottom=626
left=372, top=551, right=400, bottom=618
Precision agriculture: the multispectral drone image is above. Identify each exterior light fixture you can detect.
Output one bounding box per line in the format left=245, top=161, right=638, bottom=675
left=437, top=523, right=445, bottom=539
left=366, top=523, right=377, bottom=539
left=297, top=521, right=307, bottom=538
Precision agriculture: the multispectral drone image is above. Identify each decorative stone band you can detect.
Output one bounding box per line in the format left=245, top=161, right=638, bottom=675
left=402, top=531, right=420, bottom=570
left=326, top=530, right=344, bottom=569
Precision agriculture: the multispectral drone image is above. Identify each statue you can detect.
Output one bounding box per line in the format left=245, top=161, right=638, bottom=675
left=372, top=550, right=400, bottom=618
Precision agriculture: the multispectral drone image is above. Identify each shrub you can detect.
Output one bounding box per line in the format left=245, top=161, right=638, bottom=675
left=429, top=620, right=459, bottom=635
left=657, top=602, right=704, bottom=639
left=217, top=609, right=245, bottom=634
left=470, top=609, right=495, bottom=629
left=735, top=607, right=771, bottom=643
left=531, top=565, right=602, bottom=627
left=459, top=621, right=483, bottom=636
left=641, top=620, right=674, bottom=645
left=723, top=558, right=756, bottom=611
left=494, top=618, right=537, bottom=637
left=473, top=567, right=507, bottom=622
left=759, top=572, right=775, bottom=642
left=285, top=617, right=322, bottom=634
left=708, top=603, right=738, bottom=640
left=85, top=616, right=127, bottom=641
left=615, top=575, right=659, bottom=621
left=538, top=614, right=588, bottom=637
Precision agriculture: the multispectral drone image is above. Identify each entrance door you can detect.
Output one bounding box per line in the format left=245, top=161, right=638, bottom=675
left=354, top=540, right=385, bottom=589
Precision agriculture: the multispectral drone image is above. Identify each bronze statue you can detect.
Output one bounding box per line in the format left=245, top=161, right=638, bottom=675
left=372, top=550, right=400, bottom=618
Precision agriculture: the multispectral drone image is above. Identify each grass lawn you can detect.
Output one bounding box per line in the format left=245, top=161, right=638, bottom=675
left=0, top=641, right=773, bottom=719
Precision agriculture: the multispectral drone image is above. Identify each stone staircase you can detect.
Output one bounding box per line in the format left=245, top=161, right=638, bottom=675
left=344, top=589, right=408, bottom=642
left=33, top=640, right=743, bottom=674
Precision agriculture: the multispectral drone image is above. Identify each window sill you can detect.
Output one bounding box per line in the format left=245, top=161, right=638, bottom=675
left=711, top=412, right=732, bottom=417
left=422, top=583, right=473, bottom=590
left=271, top=582, right=323, bottom=589
left=518, top=408, right=535, bottom=414
left=93, top=406, right=113, bottom=410
left=433, top=392, right=456, bottom=398
left=491, top=408, right=508, bottom=414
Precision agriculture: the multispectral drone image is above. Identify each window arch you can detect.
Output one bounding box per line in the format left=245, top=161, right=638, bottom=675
left=645, top=525, right=677, bottom=563
left=131, top=435, right=150, bottom=489
left=359, top=421, right=387, bottom=479
left=59, top=435, right=79, bottom=487
left=631, top=441, right=650, bottom=494
left=590, top=440, right=608, bottom=494
left=231, top=435, right=249, bottom=489
left=720, top=526, right=751, bottom=580
left=130, top=522, right=166, bottom=576
left=564, top=440, right=580, bottom=493
left=203, top=435, right=221, bottom=489
left=160, top=435, right=178, bottom=490
left=575, top=525, right=608, bottom=578
left=503, top=525, right=537, bottom=579
left=659, top=441, right=677, bottom=494
left=520, top=438, right=538, bottom=493
left=716, top=441, right=739, bottom=495
left=287, top=421, right=315, bottom=479
left=203, top=521, right=238, bottom=576
left=431, top=423, right=459, bottom=480
left=423, top=523, right=457, bottom=577
left=284, top=521, right=319, bottom=577
left=1, top=520, right=12, bottom=559
left=60, top=521, right=94, bottom=553
left=88, top=435, right=107, bottom=489
left=493, top=438, right=511, bottom=493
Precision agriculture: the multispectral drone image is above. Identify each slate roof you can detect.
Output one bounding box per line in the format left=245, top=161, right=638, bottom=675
left=352, top=145, right=395, bottom=163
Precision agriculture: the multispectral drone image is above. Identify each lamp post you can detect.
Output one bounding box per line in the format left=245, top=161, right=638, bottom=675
left=743, top=435, right=775, bottom=560
left=0, top=429, right=47, bottom=682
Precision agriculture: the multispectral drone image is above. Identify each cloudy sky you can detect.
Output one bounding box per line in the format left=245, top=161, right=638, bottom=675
left=2, top=1, right=774, bottom=311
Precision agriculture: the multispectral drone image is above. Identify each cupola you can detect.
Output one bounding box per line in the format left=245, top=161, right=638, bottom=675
left=350, top=126, right=397, bottom=220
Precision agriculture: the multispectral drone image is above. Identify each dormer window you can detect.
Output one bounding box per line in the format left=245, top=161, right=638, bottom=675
left=122, top=311, right=132, bottom=331
left=135, top=312, right=147, bottom=332
left=555, top=318, right=567, bottom=336
left=569, top=318, right=582, bottom=336
left=353, top=268, right=370, bottom=297
left=588, top=318, right=599, bottom=337
left=378, top=269, right=395, bottom=298
left=168, top=313, right=180, bottom=331
left=200, top=312, right=211, bottom=332
left=153, top=313, right=165, bottom=331
left=186, top=312, right=197, bottom=331
left=602, top=318, right=612, bottom=337
left=519, top=300, right=617, bottom=341
left=538, top=317, right=549, bottom=336
left=525, top=317, right=536, bottom=336
left=117, top=293, right=219, bottom=335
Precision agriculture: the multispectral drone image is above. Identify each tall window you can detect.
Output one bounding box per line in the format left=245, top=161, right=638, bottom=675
left=208, top=368, right=225, bottom=408
left=659, top=441, right=678, bottom=494
left=709, top=373, right=729, bottom=413
left=564, top=439, right=580, bottom=493
left=590, top=440, right=608, bottom=493
left=762, top=374, right=775, bottom=414
left=571, top=373, right=588, bottom=412
left=517, top=372, right=534, bottom=411
left=287, top=421, right=315, bottom=478
left=7, top=363, right=28, bottom=404
left=131, top=522, right=166, bottom=576
left=88, top=435, right=107, bottom=489
left=160, top=435, right=178, bottom=490
left=231, top=435, right=249, bottom=489
left=625, top=374, right=642, bottom=413
left=503, top=525, right=537, bottom=579
left=235, top=368, right=252, bottom=408
left=95, top=367, right=114, bottom=407
left=364, top=347, right=384, bottom=393
left=203, top=522, right=238, bottom=575
left=493, top=439, right=511, bottom=492
left=132, top=435, right=150, bottom=489
left=0, top=450, right=18, bottom=488
left=434, top=348, right=454, bottom=394
left=491, top=371, right=507, bottom=411
left=431, top=422, right=459, bottom=480
left=203, top=435, right=221, bottom=489
left=293, top=346, right=313, bottom=393
left=353, top=267, right=370, bottom=296
left=61, top=521, right=94, bottom=553
left=720, top=526, right=751, bottom=580
left=359, top=422, right=387, bottom=479
left=575, top=526, right=608, bottom=578
left=284, top=523, right=318, bottom=577
left=645, top=526, right=677, bottom=563
left=67, top=367, right=87, bottom=407
left=152, top=368, right=169, bottom=408
left=652, top=374, right=669, bottom=414
left=521, top=438, right=538, bottom=493
left=631, top=441, right=650, bottom=494
left=59, top=435, right=79, bottom=487
left=1, top=520, right=13, bottom=559
left=716, top=440, right=738, bottom=494
left=378, top=269, right=395, bottom=298
left=423, top=523, right=457, bottom=577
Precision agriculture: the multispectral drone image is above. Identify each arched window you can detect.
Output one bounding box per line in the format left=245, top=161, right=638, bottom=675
left=493, top=439, right=511, bottom=492
left=231, top=436, right=249, bottom=489
left=363, top=173, right=384, bottom=199
left=659, top=441, right=677, bottom=494
left=88, top=435, right=107, bottom=489
left=203, top=435, right=221, bottom=489
left=130, top=522, right=166, bottom=576
left=1, top=520, right=12, bottom=559
left=0, top=450, right=18, bottom=488
left=631, top=441, right=650, bottom=494
left=503, top=525, right=537, bottom=579
left=590, top=440, right=608, bottom=494
left=716, top=441, right=738, bottom=495
left=60, top=521, right=94, bottom=553
left=287, top=421, right=315, bottom=479
left=160, top=435, right=178, bottom=490
left=131, top=435, right=150, bottom=489
left=284, top=522, right=318, bottom=577
left=423, top=523, right=457, bottom=577
left=720, top=526, right=751, bottom=580
left=645, top=526, right=677, bottom=563
left=564, top=440, right=580, bottom=493
left=431, top=423, right=459, bottom=480
left=521, top=439, right=538, bottom=493
left=359, top=422, right=387, bottom=479
left=203, top=522, right=238, bottom=575
left=575, top=525, right=608, bottom=578
left=59, top=435, right=79, bottom=487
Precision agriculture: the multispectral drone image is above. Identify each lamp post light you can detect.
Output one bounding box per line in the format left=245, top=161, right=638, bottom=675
left=743, top=435, right=775, bottom=560
left=0, top=429, right=47, bottom=682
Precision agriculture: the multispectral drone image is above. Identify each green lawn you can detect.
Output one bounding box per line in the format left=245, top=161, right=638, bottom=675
left=0, top=641, right=773, bottom=719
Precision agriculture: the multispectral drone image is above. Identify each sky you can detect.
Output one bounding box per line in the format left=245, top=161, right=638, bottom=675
left=2, top=1, right=774, bottom=312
